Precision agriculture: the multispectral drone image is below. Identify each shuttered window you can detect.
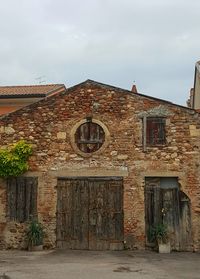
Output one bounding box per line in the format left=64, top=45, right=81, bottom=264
left=146, top=117, right=166, bottom=145
left=75, top=121, right=105, bottom=153
left=7, top=177, right=38, bottom=222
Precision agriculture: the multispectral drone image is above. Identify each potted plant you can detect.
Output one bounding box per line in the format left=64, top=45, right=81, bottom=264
left=26, top=219, right=44, bottom=251
left=149, top=223, right=171, bottom=253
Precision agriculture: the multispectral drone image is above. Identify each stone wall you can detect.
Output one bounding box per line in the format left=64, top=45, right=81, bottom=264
left=0, top=80, right=199, bottom=250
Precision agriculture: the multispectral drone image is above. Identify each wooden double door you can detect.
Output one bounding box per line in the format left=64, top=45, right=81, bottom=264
left=56, top=177, right=124, bottom=250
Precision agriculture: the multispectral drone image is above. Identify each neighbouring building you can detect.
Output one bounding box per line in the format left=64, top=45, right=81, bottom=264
left=0, top=79, right=200, bottom=251
left=188, top=61, right=200, bottom=110
left=0, top=84, right=66, bottom=115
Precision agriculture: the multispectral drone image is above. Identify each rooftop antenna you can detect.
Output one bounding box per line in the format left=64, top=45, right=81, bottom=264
left=35, top=76, right=46, bottom=84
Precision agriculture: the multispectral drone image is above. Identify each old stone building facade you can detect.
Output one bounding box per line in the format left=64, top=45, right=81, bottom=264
left=0, top=80, right=200, bottom=251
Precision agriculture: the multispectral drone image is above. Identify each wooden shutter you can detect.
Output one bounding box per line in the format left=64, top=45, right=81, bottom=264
left=7, top=177, right=38, bottom=222
left=146, top=118, right=166, bottom=145
left=75, top=122, right=105, bottom=153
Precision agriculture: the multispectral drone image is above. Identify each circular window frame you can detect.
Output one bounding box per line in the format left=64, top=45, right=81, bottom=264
left=70, top=119, right=110, bottom=157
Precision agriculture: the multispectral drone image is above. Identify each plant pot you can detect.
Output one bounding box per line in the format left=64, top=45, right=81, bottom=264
left=26, top=219, right=44, bottom=251
left=158, top=242, right=171, bottom=253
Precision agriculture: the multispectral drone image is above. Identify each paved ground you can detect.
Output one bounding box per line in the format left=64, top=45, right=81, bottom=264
left=0, top=249, right=199, bottom=279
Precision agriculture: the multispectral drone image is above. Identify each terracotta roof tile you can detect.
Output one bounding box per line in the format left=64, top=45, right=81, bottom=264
left=0, top=84, right=66, bottom=97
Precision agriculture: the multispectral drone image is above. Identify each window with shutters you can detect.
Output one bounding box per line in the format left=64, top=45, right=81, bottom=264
left=75, top=121, right=105, bottom=153
left=146, top=117, right=166, bottom=145
left=7, top=177, right=38, bottom=222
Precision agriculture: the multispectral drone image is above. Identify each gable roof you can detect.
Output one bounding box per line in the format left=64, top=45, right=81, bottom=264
left=0, top=84, right=66, bottom=98
left=0, top=79, right=195, bottom=120
left=62, top=79, right=194, bottom=111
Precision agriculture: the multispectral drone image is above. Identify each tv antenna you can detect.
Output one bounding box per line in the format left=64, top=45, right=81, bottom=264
left=35, top=76, right=46, bottom=84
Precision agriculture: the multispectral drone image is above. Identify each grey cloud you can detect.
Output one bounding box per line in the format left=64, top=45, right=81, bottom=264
left=0, top=0, right=199, bottom=105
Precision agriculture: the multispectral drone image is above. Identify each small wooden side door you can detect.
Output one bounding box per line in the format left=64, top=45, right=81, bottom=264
left=145, top=177, right=192, bottom=251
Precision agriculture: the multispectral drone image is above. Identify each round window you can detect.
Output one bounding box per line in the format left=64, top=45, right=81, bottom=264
left=75, top=121, right=105, bottom=153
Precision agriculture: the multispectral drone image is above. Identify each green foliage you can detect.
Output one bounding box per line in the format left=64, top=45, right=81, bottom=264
left=12, top=140, right=32, bottom=160
left=149, top=223, right=168, bottom=244
left=0, top=140, right=32, bottom=178
left=26, top=219, right=44, bottom=247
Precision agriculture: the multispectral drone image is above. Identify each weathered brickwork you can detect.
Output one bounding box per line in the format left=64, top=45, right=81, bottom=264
left=0, top=80, right=200, bottom=250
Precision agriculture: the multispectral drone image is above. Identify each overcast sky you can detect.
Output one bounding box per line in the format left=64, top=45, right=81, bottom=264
left=0, top=0, right=200, bottom=105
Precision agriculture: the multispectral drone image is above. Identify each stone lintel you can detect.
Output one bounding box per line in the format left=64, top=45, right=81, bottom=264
left=143, top=171, right=184, bottom=178
left=49, top=168, right=128, bottom=178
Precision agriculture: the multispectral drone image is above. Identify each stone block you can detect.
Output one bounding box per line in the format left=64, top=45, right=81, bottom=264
left=57, top=132, right=66, bottom=139
left=117, top=154, right=128, bottom=160
left=5, top=126, right=15, bottom=134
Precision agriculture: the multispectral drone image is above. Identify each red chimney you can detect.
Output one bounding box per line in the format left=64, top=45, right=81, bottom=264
left=131, top=84, right=138, bottom=93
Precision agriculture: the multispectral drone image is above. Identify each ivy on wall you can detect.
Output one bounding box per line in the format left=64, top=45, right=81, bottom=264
left=0, top=140, right=33, bottom=178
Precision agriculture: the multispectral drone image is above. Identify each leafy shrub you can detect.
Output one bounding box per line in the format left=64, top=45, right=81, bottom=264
left=12, top=140, right=32, bottom=160
left=0, top=140, right=32, bottom=178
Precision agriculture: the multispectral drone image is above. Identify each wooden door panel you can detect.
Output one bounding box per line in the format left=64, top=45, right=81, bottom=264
left=88, top=179, right=123, bottom=250
left=108, top=181, right=123, bottom=242
left=162, top=188, right=180, bottom=250
left=57, top=177, right=123, bottom=250
left=57, top=179, right=89, bottom=249
left=179, top=191, right=192, bottom=251
left=70, top=180, right=89, bottom=249
left=56, top=180, right=73, bottom=248
left=145, top=179, right=162, bottom=244
left=88, top=180, right=110, bottom=250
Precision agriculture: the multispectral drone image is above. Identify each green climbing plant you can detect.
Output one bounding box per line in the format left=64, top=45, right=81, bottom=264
left=0, top=140, right=32, bottom=178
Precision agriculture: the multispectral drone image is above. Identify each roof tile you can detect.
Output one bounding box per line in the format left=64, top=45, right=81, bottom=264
left=0, top=84, right=65, bottom=97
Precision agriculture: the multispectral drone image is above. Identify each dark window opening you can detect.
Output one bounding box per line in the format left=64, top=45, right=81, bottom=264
left=146, top=117, right=166, bottom=145
left=75, top=122, right=105, bottom=153
left=7, top=177, right=38, bottom=222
